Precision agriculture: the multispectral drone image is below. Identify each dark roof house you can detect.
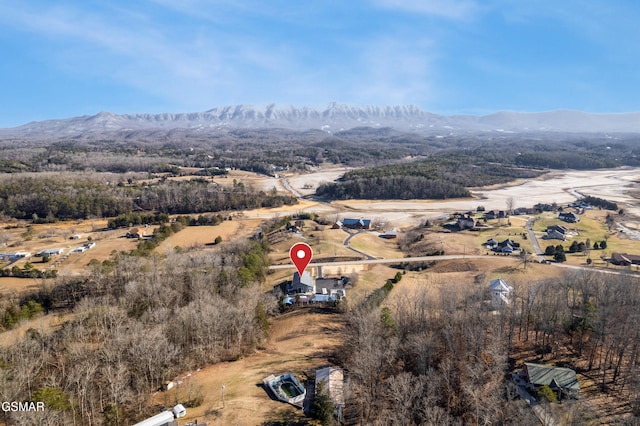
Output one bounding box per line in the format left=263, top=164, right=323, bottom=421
left=457, top=215, right=476, bottom=230
left=559, top=212, right=580, bottom=223
left=494, top=239, right=520, bottom=253
left=274, top=271, right=315, bottom=296
left=342, top=218, right=371, bottom=229
left=610, top=253, right=640, bottom=266
left=523, top=363, right=580, bottom=400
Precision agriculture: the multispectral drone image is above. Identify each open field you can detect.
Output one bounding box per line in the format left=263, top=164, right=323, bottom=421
left=348, top=232, right=403, bottom=259
left=156, top=308, right=344, bottom=426
left=326, top=167, right=640, bottom=228
left=284, top=166, right=354, bottom=196
left=154, top=219, right=262, bottom=254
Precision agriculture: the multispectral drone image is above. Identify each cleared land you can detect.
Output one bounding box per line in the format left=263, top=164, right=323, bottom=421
left=156, top=308, right=344, bottom=426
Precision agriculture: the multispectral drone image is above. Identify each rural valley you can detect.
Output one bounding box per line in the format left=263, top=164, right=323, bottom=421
left=1, top=107, right=640, bottom=426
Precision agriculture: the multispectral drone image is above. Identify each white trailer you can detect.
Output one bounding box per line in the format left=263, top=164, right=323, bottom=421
left=133, top=405, right=185, bottom=426
left=132, top=411, right=173, bottom=426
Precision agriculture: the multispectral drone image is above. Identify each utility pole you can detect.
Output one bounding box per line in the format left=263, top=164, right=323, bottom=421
left=221, top=384, right=225, bottom=408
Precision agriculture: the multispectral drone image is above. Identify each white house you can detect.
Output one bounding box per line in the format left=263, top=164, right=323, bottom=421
left=489, top=278, right=513, bottom=306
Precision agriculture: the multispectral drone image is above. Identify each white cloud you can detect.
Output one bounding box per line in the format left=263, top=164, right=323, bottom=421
left=372, top=0, right=479, bottom=20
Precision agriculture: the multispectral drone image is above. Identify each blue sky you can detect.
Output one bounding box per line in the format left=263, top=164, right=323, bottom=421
left=1, top=0, right=639, bottom=127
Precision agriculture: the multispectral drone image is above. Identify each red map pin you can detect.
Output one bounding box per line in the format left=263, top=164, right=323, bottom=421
left=289, top=242, right=313, bottom=276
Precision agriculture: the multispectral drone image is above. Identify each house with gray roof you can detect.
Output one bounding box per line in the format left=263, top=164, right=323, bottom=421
left=523, top=363, right=580, bottom=400
left=274, top=271, right=315, bottom=296
left=544, top=224, right=567, bottom=241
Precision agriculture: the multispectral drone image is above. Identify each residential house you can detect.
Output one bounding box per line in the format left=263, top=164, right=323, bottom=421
left=456, top=215, right=476, bottom=230
left=523, top=362, right=580, bottom=401
left=483, top=210, right=509, bottom=220
left=559, top=212, right=580, bottom=223
left=544, top=224, right=567, bottom=241
left=274, top=271, right=315, bottom=296
left=315, top=367, right=345, bottom=422
left=489, top=278, right=513, bottom=306
left=495, top=239, right=520, bottom=253
left=342, top=218, right=371, bottom=230
left=485, top=238, right=498, bottom=250
left=610, top=253, right=640, bottom=266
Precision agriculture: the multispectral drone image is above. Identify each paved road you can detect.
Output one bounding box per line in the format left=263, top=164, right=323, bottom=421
left=525, top=217, right=546, bottom=261
left=341, top=229, right=377, bottom=260
left=269, top=254, right=637, bottom=278
left=270, top=254, right=499, bottom=269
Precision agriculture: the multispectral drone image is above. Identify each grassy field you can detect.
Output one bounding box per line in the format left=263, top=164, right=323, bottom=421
left=155, top=308, right=344, bottom=426
left=348, top=232, right=403, bottom=259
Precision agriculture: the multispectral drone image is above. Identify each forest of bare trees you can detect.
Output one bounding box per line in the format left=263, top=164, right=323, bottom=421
left=0, top=240, right=275, bottom=425
left=338, top=270, right=640, bottom=425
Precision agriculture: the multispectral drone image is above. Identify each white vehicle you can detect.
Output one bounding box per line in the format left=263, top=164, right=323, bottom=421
left=133, top=404, right=186, bottom=426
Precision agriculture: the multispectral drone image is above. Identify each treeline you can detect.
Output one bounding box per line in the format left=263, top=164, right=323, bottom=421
left=514, top=151, right=620, bottom=170
left=340, top=271, right=640, bottom=424
left=316, top=156, right=542, bottom=200
left=133, top=180, right=296, bottom=214
left=0, top=176, right=132, bottom=220
left=582, top=195, right=618, bottom=210
left=2, top=127, right=640, bottom=179
left=0, top=176, right=297, bottom=220
left=0, top=240, right=276, bottom=425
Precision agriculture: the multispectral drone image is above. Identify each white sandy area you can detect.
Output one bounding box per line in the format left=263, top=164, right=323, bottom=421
left=238, top=167, right=640, bottom=229
left=284, top=166, right=353, bottom=196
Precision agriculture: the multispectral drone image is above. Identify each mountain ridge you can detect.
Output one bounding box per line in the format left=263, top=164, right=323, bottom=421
left=3, top=104, right=640, bottom=138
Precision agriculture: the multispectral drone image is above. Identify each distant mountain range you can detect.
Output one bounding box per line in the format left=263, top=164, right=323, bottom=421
left=3, top=103, right=640, bottom=139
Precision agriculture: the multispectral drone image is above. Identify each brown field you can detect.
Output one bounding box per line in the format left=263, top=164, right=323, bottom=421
left=0, top=277, right=41, bottom=295
left=154, top=219, right=262, bottom=254
left=348, top=232, right=403, bottom=259
left=156, top=308, right=344, bottom=426
left=0, top=313, right=74, bottom=346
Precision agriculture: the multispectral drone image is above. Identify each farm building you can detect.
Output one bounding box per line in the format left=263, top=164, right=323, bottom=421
left=381, top=230, right=397, bottom=239
left=35, top=248, right=64, bottom=257
left=13, top=251, right=32, bottom=258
